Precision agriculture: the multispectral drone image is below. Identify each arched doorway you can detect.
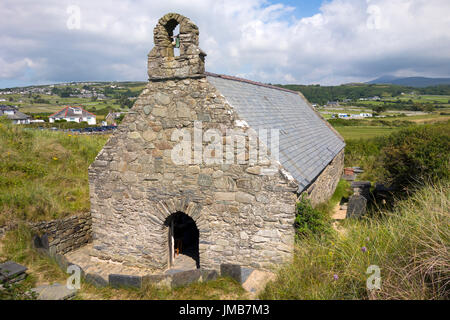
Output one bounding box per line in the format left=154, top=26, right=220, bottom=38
left=164, top=211, right=200, bottom=269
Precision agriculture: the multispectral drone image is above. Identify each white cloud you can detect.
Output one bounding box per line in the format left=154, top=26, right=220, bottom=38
left=0, top=0, right=449, bottom=86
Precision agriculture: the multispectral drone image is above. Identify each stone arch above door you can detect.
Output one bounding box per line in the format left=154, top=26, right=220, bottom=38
left=154, top=198, right=206, bottom=229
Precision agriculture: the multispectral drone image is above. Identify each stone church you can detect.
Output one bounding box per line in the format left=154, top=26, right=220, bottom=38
left=88, top=13, right=345, bottom=272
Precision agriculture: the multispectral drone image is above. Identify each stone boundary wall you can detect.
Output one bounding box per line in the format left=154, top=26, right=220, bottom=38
left=30, top=214, right=92, bottom=255
left=304, top=148, right=345, bottom=207
left=0, top=213, right=92, bottom=255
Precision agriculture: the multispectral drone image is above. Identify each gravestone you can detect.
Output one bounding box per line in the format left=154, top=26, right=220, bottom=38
left=346, top=194, right=367, bottom=218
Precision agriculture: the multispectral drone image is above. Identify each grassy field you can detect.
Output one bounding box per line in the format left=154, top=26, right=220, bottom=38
left=385, top=94, right=450, bottom=104
left=0, top=120, right=108, bottom=223
left=335, top=126, right=403, bottom=140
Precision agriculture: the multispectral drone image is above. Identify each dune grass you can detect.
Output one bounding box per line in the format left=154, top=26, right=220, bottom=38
left=260, top=181, right=450, bottom=300
left=0, top=119, right=108, bottom=223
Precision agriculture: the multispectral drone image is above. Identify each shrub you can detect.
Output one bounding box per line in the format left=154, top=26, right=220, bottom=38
left=380, top=122, right=450, bottom=189
left=344, top=122, right=450, bottom=188
left=294, top=197, right=332, bottom=240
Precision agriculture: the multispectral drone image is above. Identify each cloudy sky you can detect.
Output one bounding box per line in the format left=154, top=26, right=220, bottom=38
left=1, top=0, right=450, bottom=88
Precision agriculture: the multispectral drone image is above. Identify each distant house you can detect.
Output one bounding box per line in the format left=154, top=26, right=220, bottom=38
left=338, top=113, right=350, bottom=119
left=30, top=119, right=45, bottom=124
left=0, top=105, right=31, bottom=124
left=49, top=106, right=96, bottom=125
left=327, top=101, right=340, bottom=107
left=105, top=111, right=122, bottom=125
left=360, top=113, right=372, bottom=118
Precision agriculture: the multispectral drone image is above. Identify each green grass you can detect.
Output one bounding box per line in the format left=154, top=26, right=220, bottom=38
left=335, top=126, right=403, bottom=140
left=90, top=277, right=247, bottom=300
left=0, top=119, right=108, bottom=222
left=260, top=181, right=450, bottom=300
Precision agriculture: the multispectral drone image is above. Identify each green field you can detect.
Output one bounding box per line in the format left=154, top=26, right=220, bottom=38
left=335, top=126, right=403, bottom=140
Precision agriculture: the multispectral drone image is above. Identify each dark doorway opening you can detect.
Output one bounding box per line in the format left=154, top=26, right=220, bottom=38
left=164, top=211, right=200, bottom=269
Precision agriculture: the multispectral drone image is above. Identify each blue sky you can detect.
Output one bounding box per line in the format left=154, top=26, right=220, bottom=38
left=273, top=0, right=324, bottom=18
left=1, top=0, right=450, bottom=88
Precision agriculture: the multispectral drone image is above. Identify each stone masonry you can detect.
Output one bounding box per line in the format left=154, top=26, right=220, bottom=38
left=305, top=149, right=345, bottom=207
left=88, top=13, right=343, bottom=272
left=30, top=213, right=92, bottom=255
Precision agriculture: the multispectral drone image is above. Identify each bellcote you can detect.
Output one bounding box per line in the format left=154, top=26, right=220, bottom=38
left=148, top=13, right=206, bottom=80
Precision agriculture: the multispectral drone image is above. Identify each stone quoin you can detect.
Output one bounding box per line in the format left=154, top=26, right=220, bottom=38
left=88, top=13, right=345, bottom=272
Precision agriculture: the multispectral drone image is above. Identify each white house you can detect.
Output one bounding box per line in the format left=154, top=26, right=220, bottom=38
left=49, top=106, right=96, bottom=125
left=338, top=113, right=350, bottom=119
left=0, top=106, right=31, bottom=124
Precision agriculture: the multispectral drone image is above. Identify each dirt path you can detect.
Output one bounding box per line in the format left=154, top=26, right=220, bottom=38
left=331, top=203, right=348, bottom=235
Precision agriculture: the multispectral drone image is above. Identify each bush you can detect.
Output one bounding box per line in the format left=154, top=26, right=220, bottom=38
left=344, top=122, right=450, bottom=188
left=380, top=123, right=450, bottom=189
left=295, top=197, right=332, bottom=240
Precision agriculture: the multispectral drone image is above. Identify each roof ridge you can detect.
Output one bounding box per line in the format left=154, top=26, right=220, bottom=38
left=205, top=72, right=300, bottom=95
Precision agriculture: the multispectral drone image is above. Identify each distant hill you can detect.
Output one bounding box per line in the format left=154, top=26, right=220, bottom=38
left=367, top=76, right=450, bottom=87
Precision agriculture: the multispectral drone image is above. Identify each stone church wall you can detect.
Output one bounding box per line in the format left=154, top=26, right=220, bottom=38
left=88, top=77, right=298, bottom=271
left=304, top=149, right=345, bottom=207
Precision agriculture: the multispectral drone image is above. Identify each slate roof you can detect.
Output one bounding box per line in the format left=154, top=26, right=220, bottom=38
left=49, top=106, right=96, bottom=119
left=0, top=110, right=30, bottom=120
left=206, top=72, right=345, bottom=193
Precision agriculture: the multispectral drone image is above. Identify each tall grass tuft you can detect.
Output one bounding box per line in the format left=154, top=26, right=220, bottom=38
left=261, top=181, right=449, bottom=300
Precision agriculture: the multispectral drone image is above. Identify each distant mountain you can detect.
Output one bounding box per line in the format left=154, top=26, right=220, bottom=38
left=367, top=76, right=450, bottom=87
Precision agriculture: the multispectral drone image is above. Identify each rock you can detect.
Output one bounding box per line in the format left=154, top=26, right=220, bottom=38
left=198, top=174, right=213, bottom=187
left=142, top=274, right=171, bottom=288
left=220, top=264, right=253, bottom=284
left=0, top=261, right=28, bottom=283
left=109, top=274, right=142, bottom=289
left=242, top=270, right=276, bottom=297
left=85, top=273, right=108, bottom=288
left=143, top=130, right=157, bottom=141
left=214, top=192, right=235, bottom=201
left=143, top=105, right=153, bottom=115
left=171, top=269, right=202, bottom=287
left=31, top=283, right=77, bottom=300
left=245, top=166, right=261, bottom=175
left=201, top=269, right=218, bottom=282
left=235, top=192, right=255, bottom=204
left=155, top=92, right=171, bottom=105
